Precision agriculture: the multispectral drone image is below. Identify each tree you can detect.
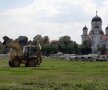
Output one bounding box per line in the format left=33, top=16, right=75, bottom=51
left=42, top=36, right=50, bottom=55
left=3, top=36, right=12, bottom=45
left=66, top=43, right=73, bottom=54
left=33, top=35, right=43, bottom=47
left=0, top=41, right=3, bottom=54
left=17, top=36, right=28, bottom=48
left=59, top=36, right=71, bottom=53
left=42, top=40, right=58, bottom=56
left=44, top=44, right=58, bottom=56
left=2, top=36, right=12, bottom=54
left=50, top=40, right=59, bottom=52
left=43, top=36, right=49, bottom=45
left=28, top=40, right=33, bottom=45
left=80, top=40, right=92, bottom=54
left=97, top=44, right=107, bottom=55
left=71, top=42, right=79, bottom=54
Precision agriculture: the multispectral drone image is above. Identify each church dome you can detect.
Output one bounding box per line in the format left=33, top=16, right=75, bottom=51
left=106, top=26, right=108, bottom=29
left=83, top=26, right=88, bottom=30
left=92, top=15, right=102, bottom=22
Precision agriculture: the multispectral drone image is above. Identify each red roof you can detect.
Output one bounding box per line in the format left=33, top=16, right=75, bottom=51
left=86, top=35, right=108, bottom=41
left=100, top=35, right=108, bottom=41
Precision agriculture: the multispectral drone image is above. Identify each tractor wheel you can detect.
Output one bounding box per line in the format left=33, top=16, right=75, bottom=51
left=26, top=60, right=36, bottom=67
left=8, top=60, right=13, bottom=67
left=12, top=60, right=20, bottom=67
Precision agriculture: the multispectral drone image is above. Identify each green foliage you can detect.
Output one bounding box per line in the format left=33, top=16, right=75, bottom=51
left=17, top=36, right=28, bottom=48
left=59, top=36, right=71, bottom=53
left=80, top=40, right=92, bottom=54
left=59, top=36, right=71, bottom=44
left=43, top=36, right=49, bottom=45
left=2, top=36, right=12, bottom=54
left=42, top=36, right=80, bottom=55
left=67, top=42, right=80, bottom=54
left=33, top=35, right=43, bottom=47
left=0, top=42, right=4, bottom=54
left=58, top=36, right=80, bottom=54
left=97, top=44, right=107, bottom=55
left=43, top=44, right=58, bottom=56
left=1, top=35, right=93, bottom=55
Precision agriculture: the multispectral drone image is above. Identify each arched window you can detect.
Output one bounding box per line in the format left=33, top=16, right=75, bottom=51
left=95, top=26, right=99, bottom=28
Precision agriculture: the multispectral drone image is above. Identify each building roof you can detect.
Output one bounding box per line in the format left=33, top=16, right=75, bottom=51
left=106, top=26, right=108, bottom=29
left=92, top=15, right=102, bottom=22
left=89, top=30, right=104, bottom=35
left=83, top=26, right=88, bottom=30
left=100, top=35, right=108, bottom=41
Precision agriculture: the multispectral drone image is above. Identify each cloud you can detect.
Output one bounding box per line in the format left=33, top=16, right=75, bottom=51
left=0, top=0, right=35, bottom=12
left=0, top=0, right=107, bottom=44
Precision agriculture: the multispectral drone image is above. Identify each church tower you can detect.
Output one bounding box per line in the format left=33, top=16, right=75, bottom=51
left=81, top=26, right=88, bottom=43
left=81, top=11, right=108, bottom=54
left=90, top=11, right=103, bottom=35
left=90, top=11, right=104, bottom=53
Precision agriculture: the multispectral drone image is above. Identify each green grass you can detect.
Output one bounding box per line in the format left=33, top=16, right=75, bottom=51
left=0, top=57, right=108, bottom=89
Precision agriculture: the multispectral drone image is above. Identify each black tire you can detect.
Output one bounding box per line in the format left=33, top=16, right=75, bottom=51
left=12, top=60, right=20, bottom=67
left=8, top=60, right=13, bottom=67
left=26, top=60, right=36, bottom=67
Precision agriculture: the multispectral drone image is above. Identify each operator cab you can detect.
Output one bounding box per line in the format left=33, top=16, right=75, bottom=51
left=23, top=45, right=38, bottom=58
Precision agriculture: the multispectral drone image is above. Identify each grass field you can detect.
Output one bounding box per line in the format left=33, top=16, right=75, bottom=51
left=0, top=57, right=108, bottom=90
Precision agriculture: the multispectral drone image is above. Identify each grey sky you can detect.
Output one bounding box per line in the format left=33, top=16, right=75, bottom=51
left=0, top=0, right=108, bottom=44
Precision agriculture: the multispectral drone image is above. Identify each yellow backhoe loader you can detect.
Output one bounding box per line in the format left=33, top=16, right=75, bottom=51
left=7, top=41, right=42, bottom=67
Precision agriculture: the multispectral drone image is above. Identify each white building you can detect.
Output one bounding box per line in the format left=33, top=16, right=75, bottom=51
left=81, top=13, right=108, bottom=53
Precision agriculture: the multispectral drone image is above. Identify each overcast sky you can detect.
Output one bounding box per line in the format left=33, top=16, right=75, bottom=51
left=0, top=0, right=108, bottom=43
